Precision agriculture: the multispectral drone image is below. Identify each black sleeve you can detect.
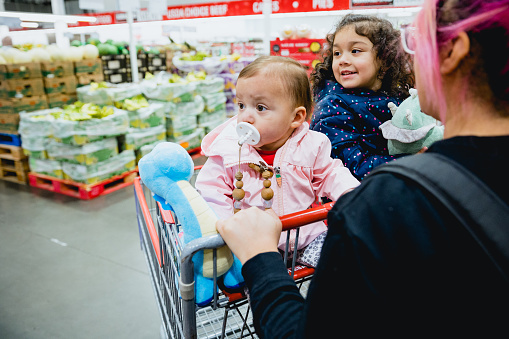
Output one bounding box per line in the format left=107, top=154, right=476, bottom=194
left=242, top=172, right=455, bottom=337
left=242, top=252, right=305, bottom=339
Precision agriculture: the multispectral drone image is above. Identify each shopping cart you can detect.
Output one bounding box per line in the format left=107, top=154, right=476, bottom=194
left=134, top=170, right=333, bottom=339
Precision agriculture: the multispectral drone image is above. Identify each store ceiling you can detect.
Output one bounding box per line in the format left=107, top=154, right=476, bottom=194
left=2, top=0, right=242, bottom=15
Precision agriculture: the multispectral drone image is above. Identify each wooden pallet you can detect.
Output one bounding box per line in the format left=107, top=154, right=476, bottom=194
left=0, top=158, right=29, bottom=185
left=0, top=144, right=26, bottom=161
left=28, top=169, right=138, bottom=200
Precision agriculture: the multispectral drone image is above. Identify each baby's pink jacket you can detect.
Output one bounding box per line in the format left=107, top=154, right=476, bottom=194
left=195, top=116, right=360, bottom=250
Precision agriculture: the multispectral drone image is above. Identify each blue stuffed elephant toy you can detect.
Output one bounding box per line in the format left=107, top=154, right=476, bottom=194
left=138, top=142, right=244, bottom=306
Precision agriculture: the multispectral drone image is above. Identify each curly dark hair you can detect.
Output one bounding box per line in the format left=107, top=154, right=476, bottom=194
left=310, top=14, right=415, bottom=99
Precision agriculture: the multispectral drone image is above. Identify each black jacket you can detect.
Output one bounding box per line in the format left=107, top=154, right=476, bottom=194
left=243, top=136, right=509, bottom=338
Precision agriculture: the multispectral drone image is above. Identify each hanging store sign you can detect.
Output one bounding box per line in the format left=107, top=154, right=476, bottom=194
left=351, top=0, right=394, bottom=7
left=69, top=0, right=352, bottom=27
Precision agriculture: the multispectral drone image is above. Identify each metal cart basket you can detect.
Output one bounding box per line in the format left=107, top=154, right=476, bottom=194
left=134, top=174, right=333, bottom=339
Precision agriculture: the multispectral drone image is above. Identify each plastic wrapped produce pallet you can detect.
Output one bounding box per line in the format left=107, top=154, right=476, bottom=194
left=61, top=150, right=136, bottom=184
left=29, top=158, right=63, bottom=179
left=46, top=137, right=119, bottom=166
left=28, top=169, right=138, bottom=200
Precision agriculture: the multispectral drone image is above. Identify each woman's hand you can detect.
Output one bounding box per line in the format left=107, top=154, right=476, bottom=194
left=216, top=207, right=282, bottom=265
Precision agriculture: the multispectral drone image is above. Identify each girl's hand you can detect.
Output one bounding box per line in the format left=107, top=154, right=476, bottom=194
left=216, top=207, right=282, bottom=264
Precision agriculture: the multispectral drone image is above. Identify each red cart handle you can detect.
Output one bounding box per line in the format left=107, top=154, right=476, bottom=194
left=135, top=177, right=333, bottom=267
left=280, top=202, right=334, bottom=231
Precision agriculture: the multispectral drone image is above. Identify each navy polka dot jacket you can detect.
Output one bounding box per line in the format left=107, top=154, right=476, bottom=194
left=310, top=81, right=402, bottom=180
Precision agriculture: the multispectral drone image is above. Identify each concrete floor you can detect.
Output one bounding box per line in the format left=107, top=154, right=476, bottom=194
left=0, top=178, right=161, bottom=338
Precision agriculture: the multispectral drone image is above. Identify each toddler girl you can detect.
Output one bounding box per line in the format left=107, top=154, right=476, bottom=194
left=310, top=14, right=415, bottom=180
left=195, top=56, right=359, bottom=267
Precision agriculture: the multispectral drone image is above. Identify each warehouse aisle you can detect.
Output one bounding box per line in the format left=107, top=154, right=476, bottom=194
left=0, top=179, right=160, bottom=338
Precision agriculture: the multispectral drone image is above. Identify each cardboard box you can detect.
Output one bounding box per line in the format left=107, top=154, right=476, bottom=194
left=5, top=78, right=45, bottom=98
left=0, top=65, right=5, bottom=81
left=101, top=54, right=128, bottom=70
left=44, top=76, right=77, bottom=95
left=0, top=112, right=20, bottom=133
left=0, top=81, right=8, bottom=99
left=40, top=61, right=74, bottom=78
left=75, top=73, right=104, bottom=87
left=1, top=62, right=42, bottom=79
left=47, top=93, right=77, bottom=108
left=74, top=58, right=103, bottom=75
left=0, top=99, right=14, bottom=114
left=11, top=95, right=48, bottom=113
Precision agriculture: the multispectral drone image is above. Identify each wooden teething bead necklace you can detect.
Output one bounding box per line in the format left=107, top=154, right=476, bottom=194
left=233, top=162, right=275, bottom=213
left=233, top=138, right=274, bottom=213
left=249, top=162, right=274, bottom=210
left=232, top=171, right=245, bottom=214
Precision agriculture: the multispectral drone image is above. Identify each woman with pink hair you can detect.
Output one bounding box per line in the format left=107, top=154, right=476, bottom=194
left=216, top=0, right=509, bottom=337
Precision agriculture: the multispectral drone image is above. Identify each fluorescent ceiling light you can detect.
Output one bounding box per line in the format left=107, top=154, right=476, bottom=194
left=20, top=22, right=39, bottom=28
left=0, top=11, right=97, bottom=24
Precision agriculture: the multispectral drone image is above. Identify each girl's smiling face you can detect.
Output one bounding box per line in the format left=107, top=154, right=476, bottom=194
left=332, top=25, right=382, bottom=92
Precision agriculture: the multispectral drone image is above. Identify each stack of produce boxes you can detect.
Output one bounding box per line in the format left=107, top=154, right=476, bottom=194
left=0, top=62, right=48, bottom=132
left=216, top=56, right=254, bottom=118
left=196, top=76, right=227, bottom=134
left=78, top=81, right=166, bottom=163
left=0, top=62, right=48, bottom=184
left=41, top=60, right=77, bottom=108
left=147, top=53, right=167, bottom=75
left=19, top=93, right=134, bottom=188
left=75, top=58, right=104, bottom=87
left=110, top=85, right=166, bottom=162
left=126, top=54, right=148, bottom=81
left=140, top=72, right=204, bottom=153
left=101, top=55, right=130, bottom=84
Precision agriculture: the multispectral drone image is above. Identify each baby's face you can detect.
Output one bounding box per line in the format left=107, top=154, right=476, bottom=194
left=236, top=72, right=298, bottom=151
left=332, top=25, right=382, bottom=92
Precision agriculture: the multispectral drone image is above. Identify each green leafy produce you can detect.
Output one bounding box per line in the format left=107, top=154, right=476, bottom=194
left=147, top=47, right=160, bottom=54
left=168, top=74, right=186, bottom=84
left=90, top=82, right=109, bottom=91
left=114, top=94, right=149, bottom=111
left=71, top=40, right=82, bottom=47
left=97, top=43, right=118, bottom=56
left=186, top=71, right=207, bottom=82
left=44, top=102, right=116, bottom=121
left=86, top=38, right=100, bottom=46
left=180, top=51, right=211, bottom=61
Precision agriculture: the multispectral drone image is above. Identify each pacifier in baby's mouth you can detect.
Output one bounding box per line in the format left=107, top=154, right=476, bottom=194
left=236, top=122, right=260, bottom=146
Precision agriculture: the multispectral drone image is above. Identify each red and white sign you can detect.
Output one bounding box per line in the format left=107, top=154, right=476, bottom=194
left=69, top=0, right=351, bottom=26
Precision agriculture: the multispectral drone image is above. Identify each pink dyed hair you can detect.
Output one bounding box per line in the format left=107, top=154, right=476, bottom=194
left=414, top=0, right=509, bottom=121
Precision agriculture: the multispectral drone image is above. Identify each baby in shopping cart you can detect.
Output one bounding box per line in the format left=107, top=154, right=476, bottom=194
left=195, top=56, right=359, bottom=267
